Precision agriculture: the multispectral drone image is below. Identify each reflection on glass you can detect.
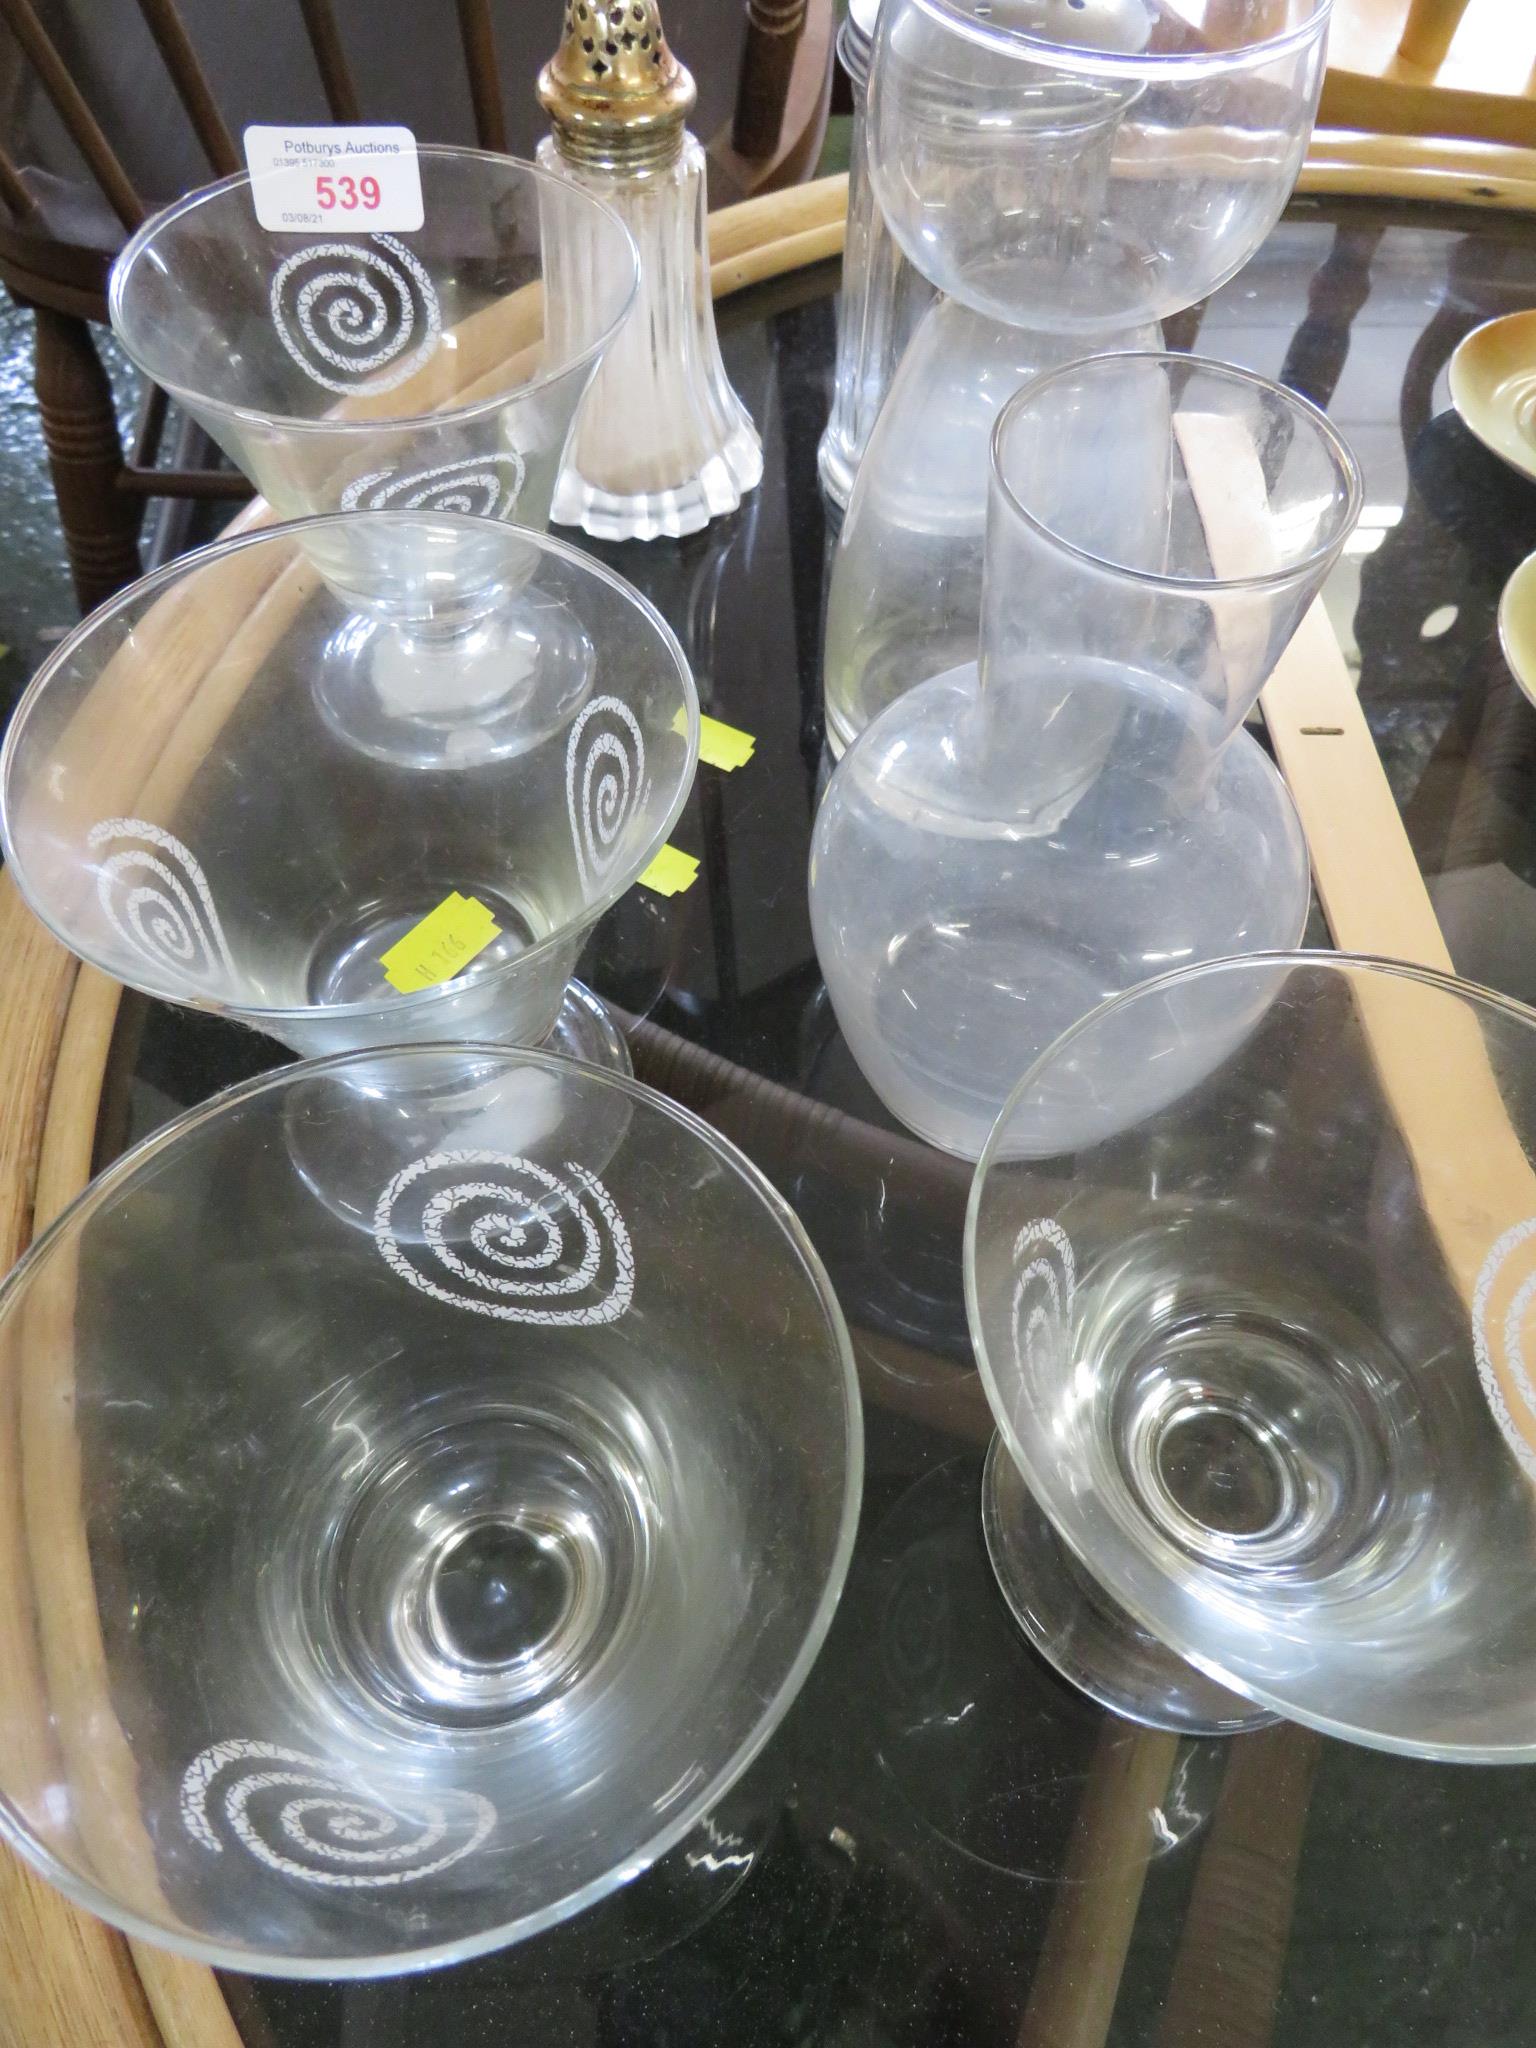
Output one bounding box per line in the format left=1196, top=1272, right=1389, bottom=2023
left=869, top=1458, right=1228, bottom=1874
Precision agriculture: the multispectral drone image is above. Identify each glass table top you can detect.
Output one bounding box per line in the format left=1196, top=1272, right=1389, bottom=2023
left=95, top=194, right=1536, bottom=2045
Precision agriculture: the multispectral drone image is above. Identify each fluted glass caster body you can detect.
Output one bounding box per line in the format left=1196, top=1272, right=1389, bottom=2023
left=543, top=135, right=762, bottom=541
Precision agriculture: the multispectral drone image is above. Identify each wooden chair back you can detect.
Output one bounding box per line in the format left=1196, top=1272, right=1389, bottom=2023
left=1321, top=0, right=1536, bottom=150
left=0, top=0, right=834, bottom=270
left=0, top=0, right=835, bottom=609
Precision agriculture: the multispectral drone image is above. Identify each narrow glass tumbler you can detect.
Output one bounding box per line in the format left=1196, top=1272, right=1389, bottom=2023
left=969, top=952, right=1536, bottom=1760
left=109, top=149, right=639, bottom=530
left=978, top=350, right=1363, bottom=819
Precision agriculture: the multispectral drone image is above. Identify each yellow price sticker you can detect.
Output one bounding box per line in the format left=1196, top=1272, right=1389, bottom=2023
left=638, top=845, right=700, bottom=897
left=675, top=708, right=756, bottom=772
left=380, top=891, right=502, bottom=994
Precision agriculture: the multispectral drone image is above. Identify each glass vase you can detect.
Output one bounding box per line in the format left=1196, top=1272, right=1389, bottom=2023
left=816, top=0, right=934, bottom=510
left=811, top=351, right=1362, bottom=1160
left=822, top=0, right=1334, bottom=758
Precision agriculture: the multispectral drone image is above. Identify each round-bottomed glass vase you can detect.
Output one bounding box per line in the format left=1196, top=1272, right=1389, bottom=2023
left=823, top=0, right=1332, bottom=757
left=1, top=513, right=698, bottom=1067
left=812, top=352, right=1361, bottom=1159
left=109, top=149, right=639, bottom=531
left=969, top=952, right=1536, bottom=1758
left=0, top=1044, right=862, bottom=1972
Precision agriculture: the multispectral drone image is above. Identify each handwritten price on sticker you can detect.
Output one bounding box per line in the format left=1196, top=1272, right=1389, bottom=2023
left=316, top=174, right=382, bottom=211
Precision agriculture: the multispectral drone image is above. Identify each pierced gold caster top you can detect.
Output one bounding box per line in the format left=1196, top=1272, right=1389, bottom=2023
left=539, top=0, right=697, bottom=174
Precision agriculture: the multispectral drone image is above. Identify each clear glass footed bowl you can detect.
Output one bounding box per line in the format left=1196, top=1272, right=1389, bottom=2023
left=868, top=0, right=1331, bottom=330
left=108, top=148, right=639, bottom=530
left=0, top=1045, right=863, bottom=1974
left=968, top=952, right=1536, bottom=1761
left=0, top=512, right=698, bottom=1061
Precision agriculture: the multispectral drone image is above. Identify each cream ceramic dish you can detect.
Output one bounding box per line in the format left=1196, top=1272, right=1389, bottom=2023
left=1448, top=310, right=1536, bottom=484
left=1498, top=545, right=1536, bottom=703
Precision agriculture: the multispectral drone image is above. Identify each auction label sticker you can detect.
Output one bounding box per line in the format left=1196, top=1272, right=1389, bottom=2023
left=673, top=708, right=757, bottom=772
left=380, top=892, right=502, bottom=994
left=244, top=125, right=424, bottom=234
left=638, top=846, right=700, bottom=897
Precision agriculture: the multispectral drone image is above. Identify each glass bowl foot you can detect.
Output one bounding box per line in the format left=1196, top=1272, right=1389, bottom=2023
left=980, top=1437, right=1275, bottom=1738
left=313, top=596, right=595, bottom=770
left=543, top=981, right=632, bottom=1074
left=282, top=1007, right=630, bottom=1240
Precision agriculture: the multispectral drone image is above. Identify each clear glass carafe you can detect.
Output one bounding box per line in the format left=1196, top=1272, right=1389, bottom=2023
left=811, top=352, right=1362, bottom=1159
left=816, top=0, right=934, bottom=510
left=822, top=0, right=1333, bottom=757
left=822, top=299, right=1155, bottom=753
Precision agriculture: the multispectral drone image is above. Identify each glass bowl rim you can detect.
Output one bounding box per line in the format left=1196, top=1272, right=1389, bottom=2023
left=0, top=1040, right=865, bottom=1974
left=107, top=146, right=641, bottom=438
left=0, top=509, right=701, bottom=1026
left=881, top=0, right=1332, bottom=79
left=988, top=349, right=1365, bottom=597
left=966, top=947, right=1536, bottom=1761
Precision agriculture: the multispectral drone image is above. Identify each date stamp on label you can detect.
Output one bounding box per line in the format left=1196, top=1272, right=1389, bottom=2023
left=244, top=125, right=424, bottom=234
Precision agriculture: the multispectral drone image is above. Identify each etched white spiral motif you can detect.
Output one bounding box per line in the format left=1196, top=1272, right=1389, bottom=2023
left=269, top=235, right=441, bottom=396
left=566, top=695, right=648, bottom=900
left=180, top=1741, right=495, bottom=1889
left=339, top=451, right=527, bottom=518
left=374, top=1149, right=635, bottom=1325
left=1472, top=1216, right=1536, bottom=1482
left=87, top=817, right=234, bottom=992
left=1011, top=1218, right=1076, bottom=1378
